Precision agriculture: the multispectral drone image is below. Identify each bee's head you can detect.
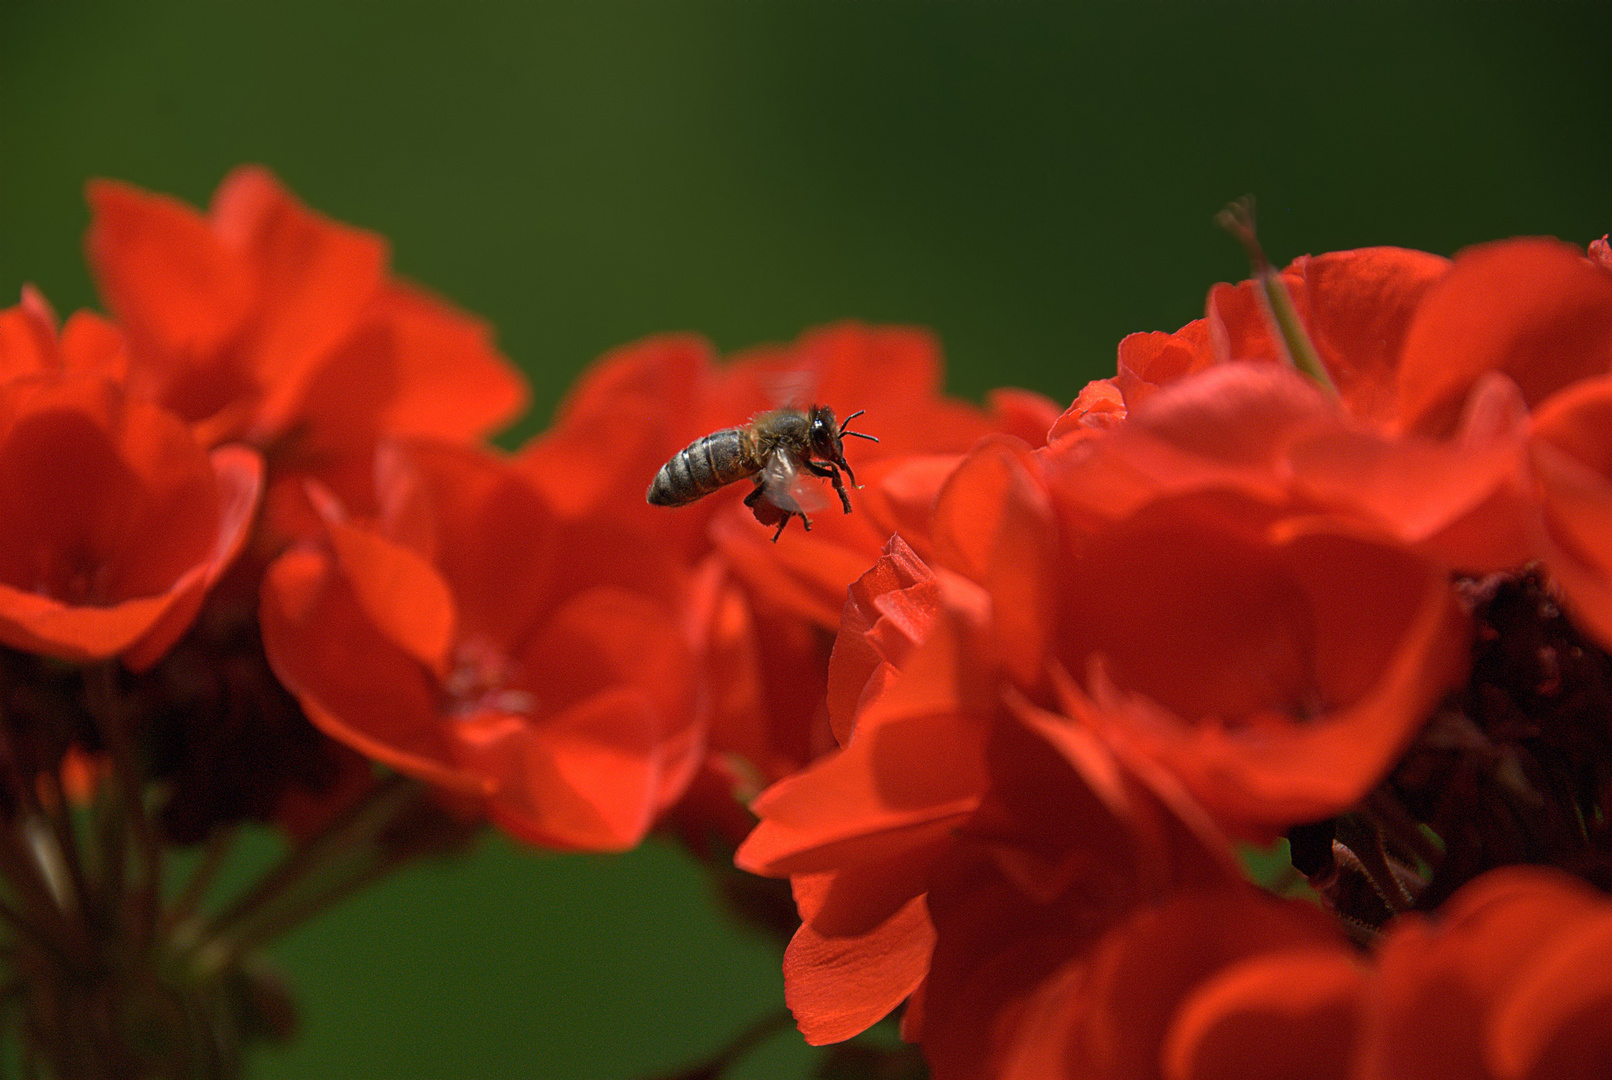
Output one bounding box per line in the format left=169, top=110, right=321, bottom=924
left=807, top=405, right=845, bottom=463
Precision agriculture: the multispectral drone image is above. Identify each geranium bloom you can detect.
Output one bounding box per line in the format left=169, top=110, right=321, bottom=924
left=1164, top=865, right=1612, bottom=1080
left=260, top=438, right=700, bottom=851
left=739, top=426, right=1467, bottom=1062
left=520, top=323, right=1059, bottom=844
left=521, top=322, right=1057, bottom=621
left=84, top=166, right=527, bottom=544
left=1068, top=239, right=1612, bottom=648
left=737, top=233, right=1612, bottom=1077
left=0, top=286, right=126, bottom=384
left=744, top=550, right=1356, bottom=1078
left=0, top=303, right=261, bottom=670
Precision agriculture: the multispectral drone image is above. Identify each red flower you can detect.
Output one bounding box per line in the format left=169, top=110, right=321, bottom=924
left=84, top=167, right=527, bottom=542
left=1056, top=501, right=1466, bottom=841
left=735, top=582, right=992, bottom=1043
left=1165, top=866, right=1612, bottom=1080
left=259, top=439, right=700, bottom=851
left=738, top=339, right=1469, bottom=1068
left=0, top=364, right=261, bottom=670
left=1067, top=247, right=1450, bottom=431
left=1162, top=944, right=1364, bottom=1080
left=918, top=423, right=1469, bottom=842
left=0, top=286, right=126, bottom=384
left=733, top=234, right=1612, bottom=1078
left=1394, top=238, right=1612, bottom=436
left=1056, top=239, right=1612, bottom=650
left=521, top=322, right=1058, bottom=839
left=739, top=559, right=1344, bottom=1078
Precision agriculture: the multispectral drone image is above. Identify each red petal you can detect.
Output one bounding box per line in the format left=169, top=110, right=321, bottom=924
left=1489, top=912, right=1612, bottom=1080
left=827, top=535, right=941, bottom=743
left=85, top=178, right=255, bottom=367
left=259, top=546, right=482, bottom=793
left=322, top=516, right=457, bottom=674
left=931, top=438, right=1059, bottom=688
left=1299, top=246, right=1451, bottom=423
left=208, top=166, right=389, bottom=434
left=1530, top=377, right=1612, bottom=645
left=783, top=877, right=933, bottom=1045
left=467, top=688, right=663, bottom=851
left=1397, top=238, right=1612, bottom=434
left=736, top=710, right=985, bottom=879
left=324, top=282, right=528, bottom=443
left=0, top=586, right=172, bottom=662
left=1290, top=372, right=1534, bottom=570
left=0, top=294, right=57, bottom=378
left=1362, top=866, right=1609, bottom=1080
left=121, top=442, right=264, bottom=670
left=1163, top=947, right=1364, bottom=1080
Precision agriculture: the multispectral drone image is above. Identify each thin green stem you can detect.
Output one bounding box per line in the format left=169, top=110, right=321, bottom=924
left=1216, top=196, right=1337, bottom=393
left=643, top=1009, right=796, bottom=1080
left=225, top=844, right=407, bottom=959
left=162, top=825, right=239, bottom=938
left=84, top=661, right=162, bottom=949
left=191, top=772, right=420, bottom=966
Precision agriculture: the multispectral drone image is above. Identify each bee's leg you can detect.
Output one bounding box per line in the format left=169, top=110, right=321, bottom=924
left=770, top=510, right=812, bottom=542
left=805, top=460, right=854, bottom=514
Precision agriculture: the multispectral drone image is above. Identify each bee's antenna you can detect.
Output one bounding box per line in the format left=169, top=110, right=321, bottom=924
left=839, top=409, right=879, bottom=442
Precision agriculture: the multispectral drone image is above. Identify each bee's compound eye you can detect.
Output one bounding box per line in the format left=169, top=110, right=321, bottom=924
left=809, top=411, right=834, bottom=451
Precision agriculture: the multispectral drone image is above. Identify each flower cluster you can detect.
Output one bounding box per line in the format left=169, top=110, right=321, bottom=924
left=0, top=167, right=1062, bottom=1075
left=734, top=236, right=1612, bottom=1078
left=7, top=165, right=1612, bottom=1079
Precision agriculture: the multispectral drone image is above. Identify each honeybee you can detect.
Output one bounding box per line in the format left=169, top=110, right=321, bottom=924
left=647, top=406, right=879, bottom=540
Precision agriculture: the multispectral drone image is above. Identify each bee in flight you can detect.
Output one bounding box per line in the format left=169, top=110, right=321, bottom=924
left=647, top=406, right=879, bottom=541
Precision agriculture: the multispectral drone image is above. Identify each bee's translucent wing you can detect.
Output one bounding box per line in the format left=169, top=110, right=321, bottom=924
left=759, top=449, right=824, bottom=514
left=763, top=369, right=816, bottom=411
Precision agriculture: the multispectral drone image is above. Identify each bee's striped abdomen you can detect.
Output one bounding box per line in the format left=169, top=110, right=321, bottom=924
left=647, top=427, right=754, bottom=506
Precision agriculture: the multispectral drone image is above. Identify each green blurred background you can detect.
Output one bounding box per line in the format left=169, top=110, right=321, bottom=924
left=2, top=2, right=1609, bottom=1077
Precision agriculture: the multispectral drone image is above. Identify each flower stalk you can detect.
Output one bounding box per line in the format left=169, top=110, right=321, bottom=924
left=187, top=771, right=425, bottom=971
